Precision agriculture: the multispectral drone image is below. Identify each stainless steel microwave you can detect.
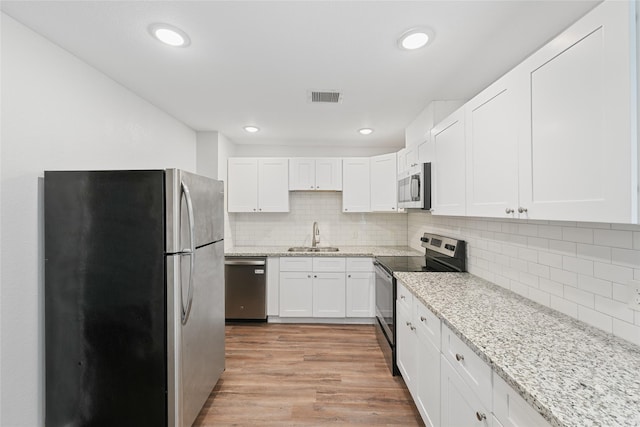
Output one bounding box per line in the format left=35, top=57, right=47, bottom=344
left=397, top=163, right=431, bottom=210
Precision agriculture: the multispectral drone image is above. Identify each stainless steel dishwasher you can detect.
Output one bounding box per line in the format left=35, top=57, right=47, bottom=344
left=224, top=257, right=267, bottom=321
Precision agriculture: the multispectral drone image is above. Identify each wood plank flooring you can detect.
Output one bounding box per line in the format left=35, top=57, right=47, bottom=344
left=194, top=323, right=423, bottom=426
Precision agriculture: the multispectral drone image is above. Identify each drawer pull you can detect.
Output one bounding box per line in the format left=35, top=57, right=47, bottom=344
left=455, top=353, right=464, bottom=362
left=410, top=325, right=416, bottom=331
left=475, top=412, right=486, bottom=422
left=400, top=295, right=406, bottom=300
left=420, top=316, right=426, bottom=322
left=406, top=321, right=411, bottom=326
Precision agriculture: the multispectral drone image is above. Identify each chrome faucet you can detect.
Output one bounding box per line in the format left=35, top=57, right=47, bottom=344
left=312, top=221, right=320, bottom=247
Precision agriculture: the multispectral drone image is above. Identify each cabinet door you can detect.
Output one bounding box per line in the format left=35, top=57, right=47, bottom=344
left=315, top=158, right=342, bottom=191
left=227, top=158, right=258, bottom=212
left=345, top=272, right=374, bottom=317
left=441, top=356, right=491, bottom=427
left=405, top=146, right=419, bottom=169
left=397, top=148, right=408, bottom=174
left=279, top=272, right=313, bottom=317
left=396, top=302, right=417, bottom=397
left=257, top=158, right=289, bottom=212
left=289, top=158, right=316, bottom=191
left=493, top=373, right=551, bottom=427
left=432, top=108, right=466, bottom=216
left=518, top=1, right=635, bottom=223
left=465, top=71, right=521, bottom=218
left=312, top=272, right=346, bottom=317
left=370, top=152, right=398, bottom=212
left=342, top=158, right=371, bottom=212
left=416, top=333, right=441, bottom=427
left=418, top=139, right=433, bottom=164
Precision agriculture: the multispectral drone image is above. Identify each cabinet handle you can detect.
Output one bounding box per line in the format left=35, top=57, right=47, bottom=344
left=392, top=207, right=396, bottom=210
left=316, top=186, right=320, bottom=189
left=475, top=412, right=487, bottom=422
left=307, top=275, right=311, bottom=278
left=310, top=185, right=314, bottom=189
left=410, top=325, right=416, bottom=331
left=344, top=208, right=348, bottom=211
left=258, top=208, right=262, bottom=211
left=518, top=206, right=528, bottom=213
left=406, top=321, right=411, bottom=326
left=314, top=275, right=317, bottom=278
left=455, top=353, right=464, bottom=362
left=400, top=295, right=405, bottom=300
left=505, top=208, right=514, bottom=214
left=347, top=274, right=351, bottom=278
left=420, top=316, right=426, bottom=322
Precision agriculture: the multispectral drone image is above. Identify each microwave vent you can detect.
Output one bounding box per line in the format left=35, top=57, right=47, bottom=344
left=309, top=90, right=342, bottom=104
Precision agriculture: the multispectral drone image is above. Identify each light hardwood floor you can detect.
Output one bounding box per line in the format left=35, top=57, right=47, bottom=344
left=194, top=323, right=423, bottom=426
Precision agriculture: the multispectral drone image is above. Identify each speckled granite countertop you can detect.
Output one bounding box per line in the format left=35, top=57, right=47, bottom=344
left=394, top=272, right=640, bottom=427
left=225, top=246, right=422, bottom=257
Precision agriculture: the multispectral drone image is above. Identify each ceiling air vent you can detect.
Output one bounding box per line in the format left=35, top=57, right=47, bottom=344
left=308, top=90, right=342, bottom=104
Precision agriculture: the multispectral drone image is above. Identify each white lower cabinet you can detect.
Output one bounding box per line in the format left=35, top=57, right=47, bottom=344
left=279, top=271, right=313, bottom=317
left=493, top=373, right=550, bottom=427
left=441, top=355, right=491, bottom=427
left=312, top=272, right=345, bottom=317
left=278, top=257, right=374, bottom=319
left=396, top=280, right=550, bottom=427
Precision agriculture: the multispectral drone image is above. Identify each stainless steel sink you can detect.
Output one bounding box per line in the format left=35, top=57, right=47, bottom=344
left=287, top=246, right=339, bottom=252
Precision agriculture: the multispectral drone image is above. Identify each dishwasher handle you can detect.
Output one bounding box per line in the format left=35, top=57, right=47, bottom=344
left=225, top=259, right=266, bottom=266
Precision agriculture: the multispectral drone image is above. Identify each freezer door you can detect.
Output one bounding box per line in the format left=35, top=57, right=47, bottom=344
left=167, top=240, right=225, bottom=427
left=166, top=169, right=224, bottom=253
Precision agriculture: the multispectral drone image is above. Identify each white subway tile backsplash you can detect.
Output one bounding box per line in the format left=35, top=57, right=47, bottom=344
left=538, top=225, right=563, bottom=240
left=611, top=248, right=640, bottom=269
left=593, top=229, right=633, bottom=249
left=594, top=296, right=634, bottom=323
left=562, top=227, right=594, bottom=244
left=549, top=240, right=577, bottom=256
left=594, top=262, right=634, bottom=284
left=576, top=244, right=612, bottom=262
left=550, top=296, right=578, bottom=318
left=550, top=267, right=578, bottom=287
left=538, top=252, right=563, bottom=269
left=528, top=262, right=550, bottom=279
left=562, top=256, right=594, bottom=275
left=539, top=278, right=564, bottom=297
left=612, top=320, right=640, bottom=346
left=407, top=211, right=640, bottom=346
left=577, top=275, right=612, bottom=298
left=564, top=286, right=595, bottom=308
left=578, top=306, right=613, bottom=332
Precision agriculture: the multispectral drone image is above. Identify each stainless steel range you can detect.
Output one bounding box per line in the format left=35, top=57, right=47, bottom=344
left=373, top=233, right=466, bottom=375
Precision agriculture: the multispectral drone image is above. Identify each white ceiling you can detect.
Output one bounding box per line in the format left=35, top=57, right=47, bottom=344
left=2, top=1, right=600, bottom=148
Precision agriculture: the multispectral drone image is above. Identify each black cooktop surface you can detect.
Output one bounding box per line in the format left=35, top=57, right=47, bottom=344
left=376, top=255, right=464, bottom=273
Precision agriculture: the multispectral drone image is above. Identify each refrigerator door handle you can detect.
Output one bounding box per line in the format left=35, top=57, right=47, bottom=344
left=181, top=180, right=196, bottom=325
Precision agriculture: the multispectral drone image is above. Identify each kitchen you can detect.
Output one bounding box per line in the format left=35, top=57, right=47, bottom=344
left=2, top=1, right=640, bottom=426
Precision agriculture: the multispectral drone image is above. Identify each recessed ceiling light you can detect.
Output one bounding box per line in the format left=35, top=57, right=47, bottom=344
left=398, top=28, right=433, bottom=50
left=149, top=23, right=190, bottom=47
left=358, top=128, right=374, bottom=135
left=244, top=126, right=260, bottom=133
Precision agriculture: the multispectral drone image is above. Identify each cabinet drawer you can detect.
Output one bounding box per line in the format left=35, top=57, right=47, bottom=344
left=493, top=373, right=550, bottom=427
left=441, top=324, right=492, bottom=410
left=312, top=257, right=346, bottom=272
left=280, top=257, right=313, bottom=271
left=397, top=281, right=413, bottom=313
left=415, top=300, right=441, bottom=351
left=441, top=356, right=491, bottom=427
left=346, top=257, right=373, bottom=272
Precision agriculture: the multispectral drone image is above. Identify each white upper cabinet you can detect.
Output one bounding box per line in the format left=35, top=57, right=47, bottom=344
left=517, top=0, right=636, bottom=223
left=342, top=158, right=371, bottom=212
left=431, top=108, right=466, bottom=216
left=289, top=158, right=342, bottom=191
left=227, top=158, right=289, bottom=212
left=397, top=148, right=408, bottom=174
left=465, top=70, right=522, bottom=218
left=406, top=100, right=465, bottom=149
left=370, top=152, right=399, bottom=212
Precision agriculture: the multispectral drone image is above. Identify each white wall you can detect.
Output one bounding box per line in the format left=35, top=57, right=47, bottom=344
left=196, top=131, right=219, bottom=179
left=232, top=143, right=399, bottom=158
left=408, top=212, right=640, bottom=346
left=232, top=192, right=407, bottom=247
left=0, top=14, right=197, bottom=426
left=217, top=133, right=237, bottom=250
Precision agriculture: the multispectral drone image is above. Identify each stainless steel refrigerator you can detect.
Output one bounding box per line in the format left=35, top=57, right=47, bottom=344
left=44, top=169, right=225, bottom=427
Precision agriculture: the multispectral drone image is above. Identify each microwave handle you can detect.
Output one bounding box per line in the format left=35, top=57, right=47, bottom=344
left=410, top=176, right=421, bottom=200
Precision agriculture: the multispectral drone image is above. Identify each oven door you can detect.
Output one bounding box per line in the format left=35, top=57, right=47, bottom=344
left=374, top=261, right=394, bottom=344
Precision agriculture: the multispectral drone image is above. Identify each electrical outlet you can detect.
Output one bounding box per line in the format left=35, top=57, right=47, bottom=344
left=629, top=280, right=640, bottom=311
